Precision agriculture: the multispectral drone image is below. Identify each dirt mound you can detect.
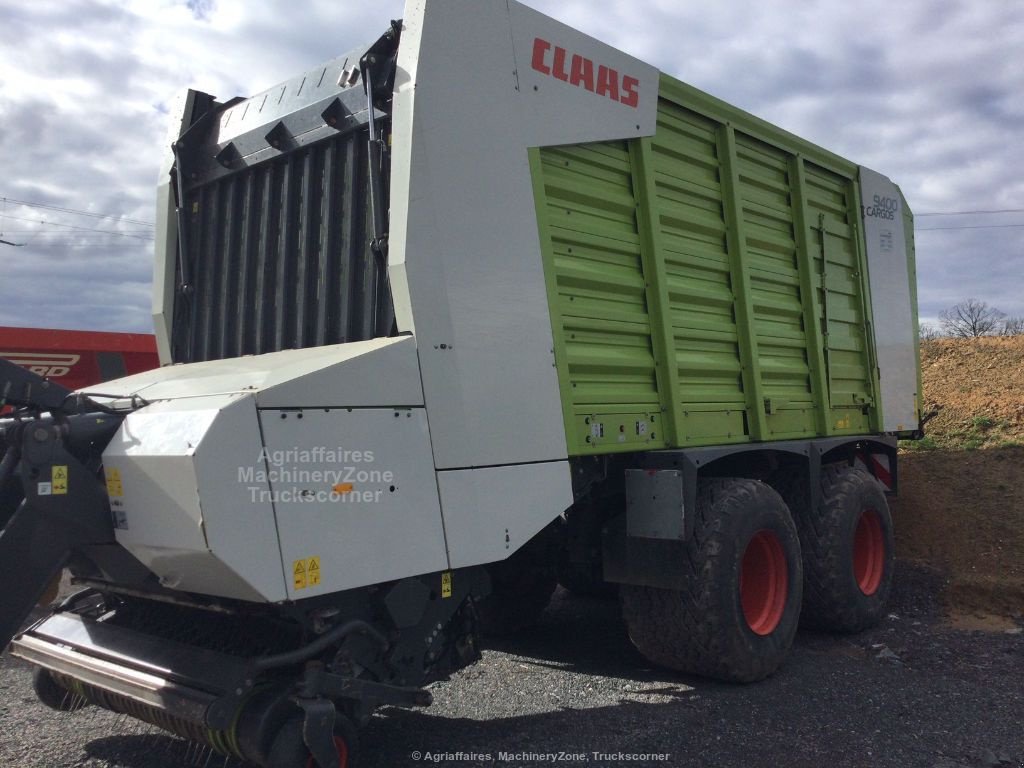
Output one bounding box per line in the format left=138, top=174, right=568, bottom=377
left=918, top=335, right=1024, bottom=450
left=896, top=336, right=1024, bottom=624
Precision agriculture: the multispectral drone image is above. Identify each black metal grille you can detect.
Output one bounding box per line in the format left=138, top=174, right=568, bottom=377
left=172, top=129, right=384, bottom=363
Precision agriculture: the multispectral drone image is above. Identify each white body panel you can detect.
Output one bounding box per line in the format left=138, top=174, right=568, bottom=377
left=100, top=339, right=443, bottom=602
left=859, top=167, right=918, bottom=432
left=438, top=462, right=571, bottom=569
left=259, top=408, right=449, bottom=597
left=104, top=394, right=286, bottom=602
left=92, top=337, right=423, bottom=408
left=389, top=0, right=657, bottom=470
left=152, top=90, right=199, bottom=367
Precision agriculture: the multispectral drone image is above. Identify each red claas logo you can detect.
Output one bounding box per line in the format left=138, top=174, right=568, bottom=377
left=531, top=38, right=640, bottom=109
left=0, top=352, right=80, bottom=379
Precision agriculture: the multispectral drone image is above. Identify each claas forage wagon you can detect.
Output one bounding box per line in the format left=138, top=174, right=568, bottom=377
left=0, top=1, right=920, bottom=765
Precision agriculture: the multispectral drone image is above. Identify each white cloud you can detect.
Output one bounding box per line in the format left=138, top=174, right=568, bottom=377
left=0, top=0, right=1021, bottom=333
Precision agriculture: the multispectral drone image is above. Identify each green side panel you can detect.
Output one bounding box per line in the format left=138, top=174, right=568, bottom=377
left=656, top=113, right=759, bottom=444
left=533, top=74, right=882, bottom=456
left=804, top=163, right=877, bottom=435
left=529, top=144, right=668, bottom=455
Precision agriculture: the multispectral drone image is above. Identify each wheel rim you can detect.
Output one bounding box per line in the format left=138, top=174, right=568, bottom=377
left=853, top=509, right=885, bottom=596
left=739, top=530, right=788, bottom=636
left=305, top=735, right=349, bottom=768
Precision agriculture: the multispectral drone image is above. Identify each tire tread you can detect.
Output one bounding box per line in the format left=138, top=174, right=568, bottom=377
left=786, top=465, right=893, bottom=633
left=621, top=478, right=801, bottom=683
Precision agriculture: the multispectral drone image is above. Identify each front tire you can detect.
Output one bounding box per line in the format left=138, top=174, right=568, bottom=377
left=621, top=479, right=803, bottom=683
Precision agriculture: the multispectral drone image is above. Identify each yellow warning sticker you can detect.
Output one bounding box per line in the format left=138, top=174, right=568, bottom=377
left=292, top=557, right=321, bottom=591
left=105, top=467, right=124, bottom=498
left=441, top=571, right=453, bottom=599
left=51, top=465, right=68, bottom=495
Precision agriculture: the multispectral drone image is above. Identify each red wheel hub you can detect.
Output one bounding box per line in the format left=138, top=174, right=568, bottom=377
left=853, top=509, right=885, bottom=595
left=306, top=735, right=349, bottom=768
left=739, top=530, right=788, bottom=636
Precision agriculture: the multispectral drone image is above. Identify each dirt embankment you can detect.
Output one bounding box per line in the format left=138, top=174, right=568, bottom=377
left=894, top=335, right=1024, bottom=625
left=918, top=335, right=1024, bottom=449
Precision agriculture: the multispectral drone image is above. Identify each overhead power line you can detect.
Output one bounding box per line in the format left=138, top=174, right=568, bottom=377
left=0, top=196, right=154, bottom=227
left=0, top=212, right=154, bottom=240
left=1, top=197, right=1019, bottom=239
left=916, top=223, right=1024, bottom=232
left=15, top=243, right=150, bottom=248
left=916, top=208, right=1024, bottom=217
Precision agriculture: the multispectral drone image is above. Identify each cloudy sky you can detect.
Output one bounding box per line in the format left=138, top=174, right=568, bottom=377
left=1, top=0, right=1021, bottom=334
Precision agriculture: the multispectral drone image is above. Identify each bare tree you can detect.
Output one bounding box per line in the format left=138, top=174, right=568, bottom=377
left=919, top=323, right=939, bottom=342
left=1001, top=316, right=1024, bottom=336
left=938, top=299, right=1005, bottom=338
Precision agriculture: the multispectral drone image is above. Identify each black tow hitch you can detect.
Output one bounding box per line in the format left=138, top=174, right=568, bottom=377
left=295, top=694, right=341, bottom=768
left=292, top=661, right=433, bottom=768
left=0, top=358, right=128, bottom=649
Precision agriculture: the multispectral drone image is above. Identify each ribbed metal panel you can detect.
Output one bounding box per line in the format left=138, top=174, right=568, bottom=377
left=534, top=74, right=880, bottom=455
left=734, top=133, right=815, bottom=438
left=805, top=161, right=874, bottom=433
left=172, top=130, right=379, bottom=363
left=537, top=143, right=659, bottom=413
left=651, top=104, right=743, bottom=414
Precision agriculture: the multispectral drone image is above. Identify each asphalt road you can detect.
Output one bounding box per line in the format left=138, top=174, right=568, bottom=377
left=1, top=564, right=1021, bottom=768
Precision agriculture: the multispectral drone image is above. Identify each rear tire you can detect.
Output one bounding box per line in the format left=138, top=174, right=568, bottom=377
left=621, top=479, right=802, bottom=683
left=790, top=466, right=895, bottom=633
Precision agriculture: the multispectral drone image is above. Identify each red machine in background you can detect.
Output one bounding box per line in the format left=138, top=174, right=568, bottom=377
left=0, top=327, right=158, bottom=392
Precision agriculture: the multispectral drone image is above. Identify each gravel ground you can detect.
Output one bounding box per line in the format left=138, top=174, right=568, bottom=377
left=1, top=563, right=1021, bottom=768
